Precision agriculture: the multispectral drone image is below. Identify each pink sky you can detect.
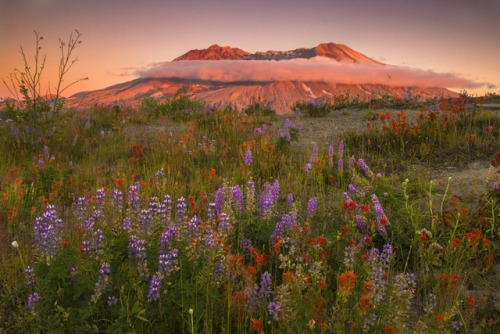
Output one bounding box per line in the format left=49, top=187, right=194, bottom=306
left=1, top=0, right=499, bottom=99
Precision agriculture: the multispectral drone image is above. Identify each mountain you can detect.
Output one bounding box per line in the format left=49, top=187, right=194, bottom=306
left=173, top=42, right=382, bottom=64
left=173, top=44, right=250, bottom=61
left=61, top=42, right=459, bottom=114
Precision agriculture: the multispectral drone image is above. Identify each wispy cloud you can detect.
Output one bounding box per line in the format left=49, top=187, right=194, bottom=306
left=135, top=57, right=490, bottom=89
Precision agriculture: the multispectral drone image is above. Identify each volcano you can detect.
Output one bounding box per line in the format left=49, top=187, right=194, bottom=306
left=63, top=43, right=460, bottom=114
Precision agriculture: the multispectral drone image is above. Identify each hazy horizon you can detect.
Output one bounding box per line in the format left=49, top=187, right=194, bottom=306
left=1, top=0, right=499, bottom=99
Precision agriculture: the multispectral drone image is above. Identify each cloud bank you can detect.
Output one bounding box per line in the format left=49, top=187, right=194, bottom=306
left=135, top=57, right=489, bottom=89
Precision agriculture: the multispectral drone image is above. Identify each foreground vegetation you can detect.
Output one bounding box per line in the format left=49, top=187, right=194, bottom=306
left=1, top=90, right=499, bottom=333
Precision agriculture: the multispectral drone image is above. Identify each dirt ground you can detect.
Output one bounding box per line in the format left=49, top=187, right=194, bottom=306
left=272, top=107, right=499, bottom=198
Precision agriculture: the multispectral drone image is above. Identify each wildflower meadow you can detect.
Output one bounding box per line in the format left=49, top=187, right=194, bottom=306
left=1, top=82, right=499, bottom=333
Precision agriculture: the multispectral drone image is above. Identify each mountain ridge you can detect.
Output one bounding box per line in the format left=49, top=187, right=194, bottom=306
left=173, top=42, right=383, bottom=64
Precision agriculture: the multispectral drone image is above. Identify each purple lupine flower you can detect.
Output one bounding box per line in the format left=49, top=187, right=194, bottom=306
left=95, top=188, right=106, bottom=209
left=127, top=182, right=141, bottom=210
left=298, top=122, right=302, bottom=130
left=112, top=188, right=123, bottom=210
left=342, top=192, right=353, bottom=204
left=260, top=272, right=272, bottom=300
left=363, top=186, right=370, bottom=195
left=176, top=197, right=187, bottom=223
left=295, top=108, right=300, bottom=119
left=38, top=158, right=44, bottom=169
left=259, top=192, right=274, bottom=219
left=271, top=212, right=295, bottom=240
left=218, top=213, right=231, bottom=234
left=25, top=125, right=30, bottom=134
left=128, top=236, right=147, bottom=260
left=304, top=163, right=312, bottom=173
left=186, top=215, right=200, bottom=239
left=122, top=217, right=132, bottom=231
left=355, top=215, right=368, bottom=234
left=80, top=240, right=91, bottom=254
left=268, top=302, right=281, bottom=320
left=92, top=229, right=104, bottom=252
left=309, top=155, right=314, bottom=163
left=313, top=144, right=318, bottom=156
left=91, top=262, right=110, bottom=303
left=284, top=118, right=291, bottom=130
left=371, top=194, right=390, bottom=236
left=244, top=150, right=252, bottom=166
left=493, top=182, right=499, bottom=190
left=338, top=140, right=344, bottom=156
left=107, top=296, right=118, bottom=306
left=232, top=185, right=245, bottom=212
left=159, top=249, right=178, bottom=275
left=348, top=184, right=360, bottom=195
left=27, top=292, right=40, bottom=314
left=338, top=159, right=343, bottom=172
left=75, top=197, right=88, bottom=222
left=271, top=181, right=280, bottom=202
left=148, top=197, right=159, bottom=215
left=207, top=202, right=217, bottom=220
left=240, top=238, right=252, bottom=253
left=160, top=225, right=177, bottom=251
left=25, top=266, right=36, bottom=287
left=285, top=132, right=291, bottom=141
left=287, top=194, right=294, bottom=207
left=68, top=161, right=73, bottom=168
left=306, top=197, right=318, bottom=218
left=357, top=159, right=370, bottom=172
left=140, top=208, right=153, bottom=232
left=33, top=205, right=64, bottom=259
left=155, top=168, right=164, bottom=179
left=328, top=145, right=334, bottom=156
left=214, top=189, right=225, bottom=215
left=146, top=274, right=162, bottom=303
left=43, top=145, right=49, bottom=157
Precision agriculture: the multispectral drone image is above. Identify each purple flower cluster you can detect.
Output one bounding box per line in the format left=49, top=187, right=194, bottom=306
left=122, top=217, right=132, bottom=231
left=147, top=274, right=162, bottom=303
left=357, top=159, right=371, bottom=173
left=371, top=194, right=390, bottom=236
left=75, top=197, right=88, bottom=223
left=244, top=150, right=252, bottom=166
left=27, top=292, right=40, bottom=314
left=232, top=185, right=245, bottom=212
left=33, top=205, right=64, bottom=259
left=107, top=296, right=118, bottom=306
left=128, top=235, right=147, bottom=260
left=139, top=208, right=153, bottom=232
left=91, top=262, right=110, bottom=303
left=25, top=266, right=36, bottom=287
left=127, top=182, right=141, bottom=210
left=304, top=163, right=312, bottom=173
left=240, top=238, right=252, bottom=253
left=355, top=215, right=368, bottom=234
left=268, top=301, right=281, bottom=320
left=112, top=188, right=123, bottom=210
left=176, top=197, right=187, bottom=223
left=160, top=225, right=178, bottom=251
left=348, top=184, right=360, bottom=195
left=95, top=188, right=106, bottom=209
left=306, top=197, right=318, bottom=218
left=159, top=248, right=179, bottom=276
left=186, top=216, right=200, bottom=239
left=287, top=194, right=294, bottom=207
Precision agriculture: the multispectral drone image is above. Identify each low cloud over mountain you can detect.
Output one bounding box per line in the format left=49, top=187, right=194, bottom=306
left=137, top=57, right=484, bottom=89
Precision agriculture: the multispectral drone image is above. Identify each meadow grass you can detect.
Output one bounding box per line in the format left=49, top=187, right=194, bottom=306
left=0, top=94, right=499, bottom=333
